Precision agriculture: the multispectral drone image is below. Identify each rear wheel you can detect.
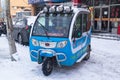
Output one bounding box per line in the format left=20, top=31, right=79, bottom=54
left=42, top=58, right=53, bottom=76
left=84, top=45, right=91, bottom=60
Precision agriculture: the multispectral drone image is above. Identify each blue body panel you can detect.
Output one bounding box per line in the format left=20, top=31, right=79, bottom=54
left=29, top=28, right=91, bottom=66
left=30, top=36, right=73, bottom=66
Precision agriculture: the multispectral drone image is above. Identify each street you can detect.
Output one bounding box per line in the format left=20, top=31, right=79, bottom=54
left=0, top=35, right=120, bottom=80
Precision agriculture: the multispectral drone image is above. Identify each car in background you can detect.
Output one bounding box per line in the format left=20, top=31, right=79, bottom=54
left=0, top=22, right=7, bottom=36
left=12, top=16, right=36, bottom=45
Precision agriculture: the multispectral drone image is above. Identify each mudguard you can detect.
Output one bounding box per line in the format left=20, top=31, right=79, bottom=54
left=40, top=49, right=55, bottom=57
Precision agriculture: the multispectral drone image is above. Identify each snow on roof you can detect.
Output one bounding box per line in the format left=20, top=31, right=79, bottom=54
left=72, top=6, right=90, bottom=13
left=39, top=5, right=90, bottom=15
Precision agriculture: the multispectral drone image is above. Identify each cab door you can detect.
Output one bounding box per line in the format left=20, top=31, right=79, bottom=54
left=81, top=13, right=90, bottom=48
left=71, top=12, right=90, bottom=54
left=71, top=13, right=83, bottom=54
left=82, top=12, right=91, bottom=49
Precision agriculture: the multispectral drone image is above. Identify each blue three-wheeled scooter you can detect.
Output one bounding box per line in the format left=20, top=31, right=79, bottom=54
left=29, top=5, right=92, bottom=76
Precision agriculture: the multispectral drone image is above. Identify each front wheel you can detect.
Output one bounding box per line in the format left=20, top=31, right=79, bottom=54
left=42, top=58, right=53, bottom=76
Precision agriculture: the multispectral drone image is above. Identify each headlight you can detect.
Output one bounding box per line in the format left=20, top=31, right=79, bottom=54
left=43, top=7, right=49, bottom=13
left=57, top=41, right=67, bottom=48
left=56, top=5, right=64, bottom=12
left=49, top=6, right=56, bottom=13
left=64, top=6, right=72, bottom=13
left=32, top=39, right=39, bottom=46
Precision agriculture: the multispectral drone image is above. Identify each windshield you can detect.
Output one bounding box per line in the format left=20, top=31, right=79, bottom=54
left=32, top=13, right=73, bottom=37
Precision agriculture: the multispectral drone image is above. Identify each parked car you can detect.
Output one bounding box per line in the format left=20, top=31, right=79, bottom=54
left=0, top=22, right=7, bottom=36
left=12, top=16, right=36, bottom=45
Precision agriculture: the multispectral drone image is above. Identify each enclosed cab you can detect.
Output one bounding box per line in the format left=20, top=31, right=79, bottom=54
left=29, top=5, right=91, bottom=76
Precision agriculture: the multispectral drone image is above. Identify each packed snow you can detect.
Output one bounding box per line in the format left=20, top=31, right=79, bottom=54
left=0, top=34, right=120, bottom=80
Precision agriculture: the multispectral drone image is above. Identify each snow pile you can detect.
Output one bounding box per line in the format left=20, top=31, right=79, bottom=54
left=0, top=35, right=120, bottom=80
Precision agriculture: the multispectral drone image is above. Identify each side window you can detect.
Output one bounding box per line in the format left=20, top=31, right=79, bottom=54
left=82, top=14, right=88, bottom=32
left=38, top=17, right=45, bottom=26
left=86, top=13, right=91, bottom=31
left=72, top=13, right=91, bottom=39
left=72, top=14, right=82, bottom=38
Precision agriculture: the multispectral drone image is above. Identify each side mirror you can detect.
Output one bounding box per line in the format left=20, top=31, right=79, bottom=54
left=72, top=31, right=82, bottom=43
left=77, top=32, right=82, bottom=37
left=72, top=29, right=82, bottom=38
left=75, top=32, right=82, bottom=38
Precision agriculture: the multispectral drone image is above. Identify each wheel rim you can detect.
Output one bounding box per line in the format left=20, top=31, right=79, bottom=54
left=42, top=58, right=53, bottom=76
left=46, top=60, right=52, bottom=72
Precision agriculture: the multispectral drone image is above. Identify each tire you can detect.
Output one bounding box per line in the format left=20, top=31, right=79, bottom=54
left=84, top=45, right=91, bottom=60
left=0, top=33, right=1, bottom=36
left=18, top=34, right=23, bottom=44
left=42, top=58, right=53, bottom=76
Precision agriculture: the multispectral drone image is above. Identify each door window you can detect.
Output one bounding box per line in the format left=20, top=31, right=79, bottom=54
left=83, top=13, right=91, bottom=32
left=72, top=14, right=82, bottom=38
left=72, top=13, right=89, bottom=38
left=83, top=14, right=88, bottom=32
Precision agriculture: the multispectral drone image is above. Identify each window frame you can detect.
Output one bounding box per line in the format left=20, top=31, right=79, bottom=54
left=72, top=11, right=90, bottom=38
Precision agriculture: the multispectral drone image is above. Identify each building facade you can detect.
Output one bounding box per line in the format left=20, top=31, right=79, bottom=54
left=0, top=0, right=3, bottom=21
left=86, top=0, right=120, bottom=33
left=10, top=0, right=32, bottom=17
left=28, top=0, right=120, bottom=34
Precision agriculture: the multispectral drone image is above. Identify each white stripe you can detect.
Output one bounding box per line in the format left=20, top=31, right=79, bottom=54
left=71, top=32, right=88, bottom=54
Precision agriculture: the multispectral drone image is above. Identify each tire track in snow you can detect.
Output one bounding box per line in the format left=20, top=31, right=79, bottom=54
left=91, top=48, right=120, bottom=79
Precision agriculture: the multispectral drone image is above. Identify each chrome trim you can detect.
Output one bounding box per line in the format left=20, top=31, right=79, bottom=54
left=30, top=49, right=67, bottom=67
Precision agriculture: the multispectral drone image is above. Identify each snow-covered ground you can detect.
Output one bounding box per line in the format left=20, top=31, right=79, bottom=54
left=0, top=34, right=120, bottom=80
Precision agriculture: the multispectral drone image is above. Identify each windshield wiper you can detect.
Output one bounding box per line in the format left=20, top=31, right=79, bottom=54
left=36, top=21, right=49, bottom=39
